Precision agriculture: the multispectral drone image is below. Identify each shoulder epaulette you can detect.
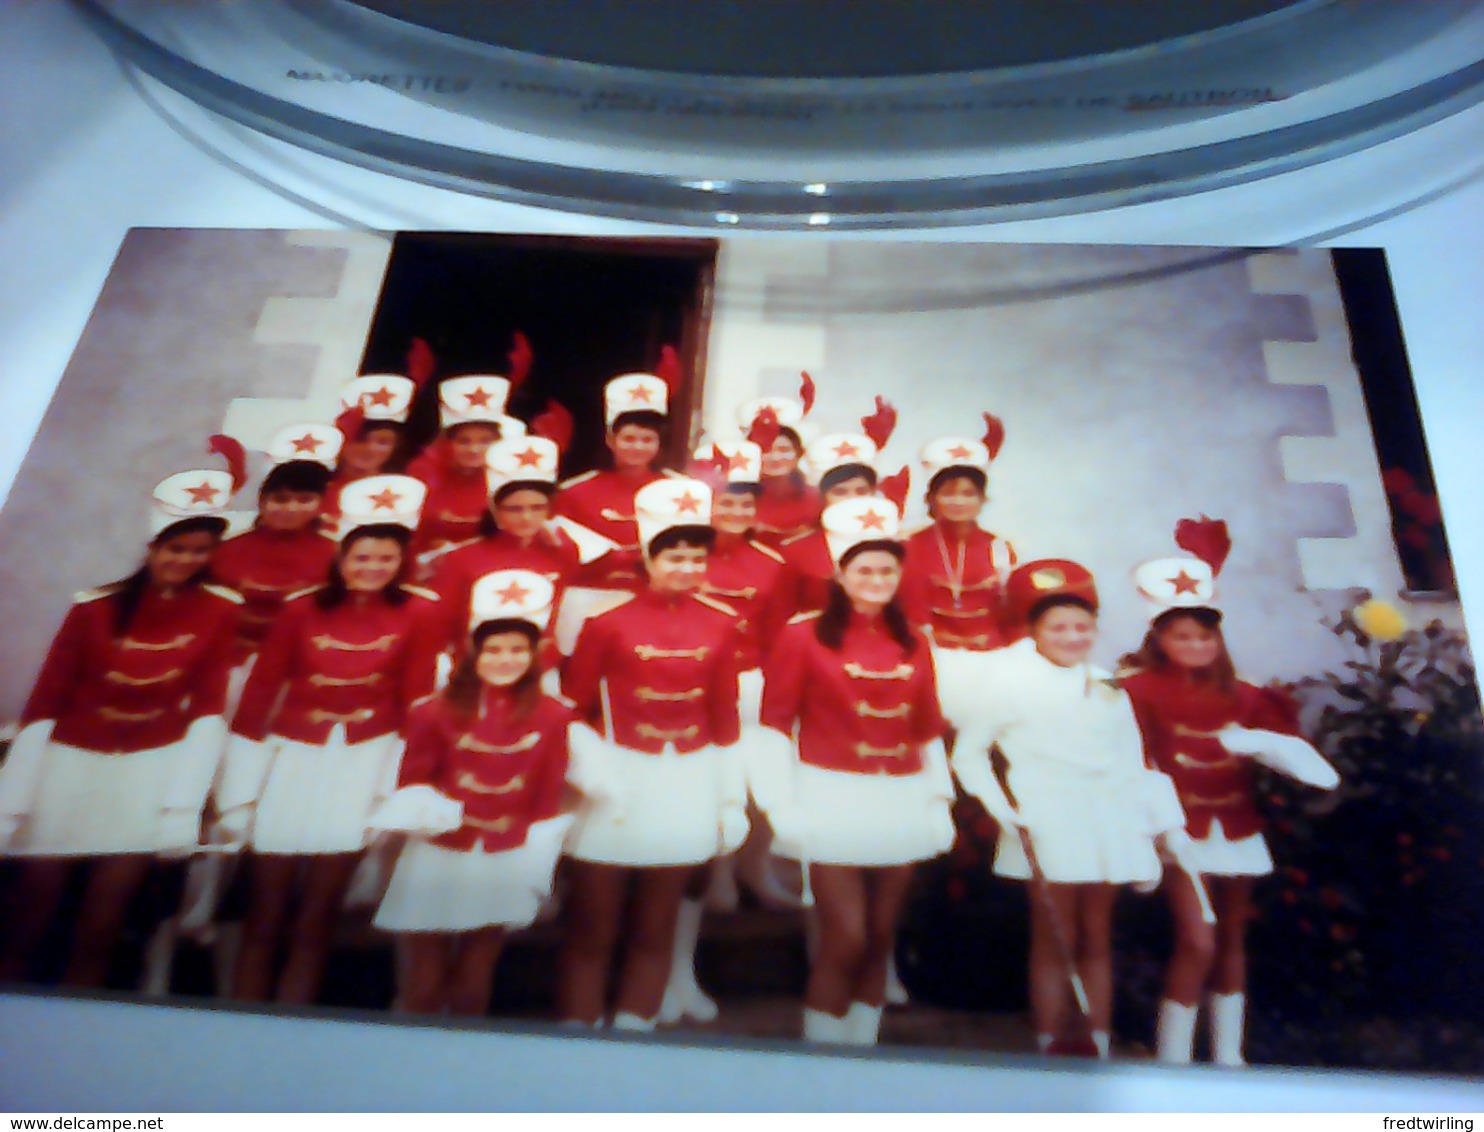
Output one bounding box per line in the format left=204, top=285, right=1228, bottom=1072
left=692, top=593, right=739, bottom=618
left=547, top=690, right=578, bottom=710
left=73, top=583, right=123, bottom=604
left=787, top=610, right=823, bottom=625
left=901, top=521, right=933, bottom=540
left=409, top=691, right=441, bottom=710
left=557, top=469, right=600, bottom=490
left=1115, top=664, right=1146, bottom=680
left=779, top=529, right=816, bottom=547
left=747, top=539, right=786, bottom=564
left=660, top=468, right=688, bottom=479
left=201, top=583, right=245, bottom=605
left=587, top=591, right=637, bottom=620
left=402, top=585, right=440, bottom=601
left=285, top=584, right=326, bottom=602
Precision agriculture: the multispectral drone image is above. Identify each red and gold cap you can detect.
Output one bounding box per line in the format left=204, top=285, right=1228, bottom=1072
left=1004, top=559, right=1099, bottom=625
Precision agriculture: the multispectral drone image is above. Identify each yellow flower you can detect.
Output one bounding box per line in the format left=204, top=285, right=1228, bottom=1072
left=1354, top=598, right=1407, bottom=641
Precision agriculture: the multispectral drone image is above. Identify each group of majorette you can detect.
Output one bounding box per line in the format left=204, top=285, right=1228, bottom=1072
left=0, top=346, right=1340, bottom=1066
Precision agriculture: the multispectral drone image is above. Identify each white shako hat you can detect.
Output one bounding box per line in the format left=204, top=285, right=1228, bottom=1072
left=341, top=374, right=416, bottom=424
left=439, top=375, right=513, bottom=429
left=267, top=423, right=343, bottom=469
left=736, top=396, right=815, bottom=447
left=695, top=439, right=762, bottom=486
left=1133, top=516, right=1231, bottom=619
left=604, top=373, right=669, bottom=425
left=468, top=569, right=556, bottom=632
left=822, top=496, right=901, bottom=566
left=336, top=474, right=427, bottom=540
left=486, top=435, right=560, bottom=497
left=149, top=470, right=236, bottom=538
left=803, top=432, right=879, bottom=486
left=635, top=477, right=712, bottom=554
left=920, top=436, right=992, bottom=482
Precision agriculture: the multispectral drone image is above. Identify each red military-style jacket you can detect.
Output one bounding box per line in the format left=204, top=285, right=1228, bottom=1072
left=409, top=462, right=492, bottom=563
left=761, top=610, right=946, bottom=777
left=774, top=529, right=836, bottom=623
left=210, top=526, right=339, bottom=661
left=702, top=532, right=789, bottom=670
left=22, top=581, right=243, bottom=753
left=554, top=468, right=671, bottom=591
left=899, top=522, right=1020, bottom=651
left=231, top=586, right=442, bottom=745
left=562, top=589, right=741, bottom=754
left=397, top=689, right=574, bottom=853
left=1122, top=667, right=1303, bottom=840
left=752, top=478, right=819, bottom=551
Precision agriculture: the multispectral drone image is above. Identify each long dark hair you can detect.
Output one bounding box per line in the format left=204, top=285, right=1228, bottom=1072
left=110, top=516, right=225, bottom=636
left=443, top=619, right=542, bottom=723
left=1124, top=607, right=1237, bottom=693
left=316, top=524, right=414, bottom=609
left=815, top=541, right=916, bottom=654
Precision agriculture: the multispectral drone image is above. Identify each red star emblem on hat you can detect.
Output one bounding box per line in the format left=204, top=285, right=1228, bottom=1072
left=831, top=440, right=861, bottom=459
left=858, top=508, right=887, bottom=531
left=626, top=383, right=655, bottom=404
left=365, top=385, right=396, bottom=408
left=184, top=481, right=220, bottom=505
left=1168, top=569, right=1202, bottom=595
left=946, top=444, right=974, bottom=460
left=463, top=386, right=494, bottom=409
left=290, top=433, right=323, bottom=454
left=674, top=490, right=703, bottom=515
left=513, top=445, right=545, bottom=468
left=495, top=580, right=531, bottom=606
left=368, top=488, right=402, bottom=511
left=726, top=450, right=753, bottom=472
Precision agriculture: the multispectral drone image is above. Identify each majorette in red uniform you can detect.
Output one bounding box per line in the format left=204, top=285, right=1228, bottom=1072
left=753, top=497, right=956, bottom=1046
left=1120, top=518, right=1339, bottom=1067
left=368, top=570, right=578, bottom=1015
left=735, top=378, right=821, bottom=550
left=407, top=375, right=529, bottom=576
left=557, top=477, right=746, bottom=1032
left=210, top=423, right=341, bottom=668
left=899, top=423, right=1020, bottom=728
left=321, top=373, right=417, bottom=535
left=0, top=450, right=243, bottom=985
left=550, top=371, right=681, bottom=652
left=214, top=474, right=445, bottom=1004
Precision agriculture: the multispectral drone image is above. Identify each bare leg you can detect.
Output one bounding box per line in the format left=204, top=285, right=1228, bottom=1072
left=558, top=861, right=628, bottom=1024
left=1027, top=883, right=1082, bottom=1043
left=63, top=855, right=154, bottom=988
left=398, top=933, right=454, bottom=1014
left=233, top=854, right=298, bottom=1002
left=277, top=852, right=360, bottom=1005
left=446, top=926, right=506, bottom=1017
left=855, top=865, right=915, bottom=1007
left=1073, top=883, right=1117, bottom=1038
left=1209, top=876, right=1254, bottom=995
left=613, top=866, right=691, bottom=1020
left=0, top=859, right=72, bottom=981
left=1162, top=869, right=1218, bottom=1005
left=804, top=864, right=867, bottom=1017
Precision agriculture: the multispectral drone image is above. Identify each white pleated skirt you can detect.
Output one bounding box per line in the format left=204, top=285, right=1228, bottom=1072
left=779, top=763, right=955, bottom=868
left=251, top=729, right=404, bottom=856
left=993, top=765, right=1162, bottom=885
left=11, top=739, right=191, bottom=857
left=1185, top=818, right=1274, bottom=877
left=374, top=833, right=562, bottom=932
left=567, top=739, right=732, bottom=867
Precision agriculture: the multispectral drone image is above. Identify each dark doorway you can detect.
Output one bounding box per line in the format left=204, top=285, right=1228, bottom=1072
left=360, top=234, right=719, bottom=477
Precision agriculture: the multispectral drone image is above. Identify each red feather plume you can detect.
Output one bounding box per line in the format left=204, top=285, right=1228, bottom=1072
left=860, top=396, right=898, bottom=450
left=878, top=465, right=911, bottom=518
left=981, top=412, right=1006, bottom=460
left=507, top=330, right=534, bottom=390
left=207, top=434, right=248, bottom=495
left=531, top=398, right=575, bottom=454
left=334, top=403, right=366, bottom=447
left=799, top=371, right=817, bottom=416
left=406, top=337, right=437, bottom=390
left=747, top=406, right=782, bottom=452
left=1174, top=515, right=1232, bottom=576
left=686, top=443, right=731, bottom=494
left=655, top=344, right=683, bottom=395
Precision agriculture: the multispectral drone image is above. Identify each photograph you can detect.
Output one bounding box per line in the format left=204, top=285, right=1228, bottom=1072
left=0, top=228, right=1478, bottom=1078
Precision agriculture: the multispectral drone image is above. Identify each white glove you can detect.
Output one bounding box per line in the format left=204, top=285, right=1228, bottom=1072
left=0, top=812, right=22, bottom=854
left=155, top=807, right=205, bottom=859
left=766, top=802, right=811, bottom=861
left=210, top=802, right=257, bottom=851
left=547, top=515, right=620, bottom=565
left=948, top=740, right=1022, bottom=832
left=920, top=737, right=956, bottom=802
left=214, top=734, right=276, bottom=814
left=744, top=727, right=797, bottom=816
left=1138, top=770, right=1189, bottom=836
left=162, top=716, right=228, bottom=814
left=0, top=720, right=55, bottom=827
left=365, top=785, right=464, bottom=838
left=520, top=814, right=578, bottom=898
left=565, top=723, right=626, bottom=814
left=719, top=802, right=750, bottom=855
left=1217, top=726, right=1341, bottom=790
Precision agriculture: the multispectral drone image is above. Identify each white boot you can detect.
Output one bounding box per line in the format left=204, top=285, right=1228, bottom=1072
left=1091, top=1030, right=1111, bottom=1060
left=843, top=1001, right=884, bottom=1046
left=704, top=857, right=741, bottom=913
left=657, top=898, right=719, bottom=1024
left=1156, top=999, right=1199, bottom=1064
left=884, top=953, right=910, bottom=1007
left=1209, top=991, right=1248, bottom=1067
left=139, top=918, right=178, bottom=996
left=802, top=1007, right=850, bottom=1044
left=611, top=1011, right=658, bottom=1033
